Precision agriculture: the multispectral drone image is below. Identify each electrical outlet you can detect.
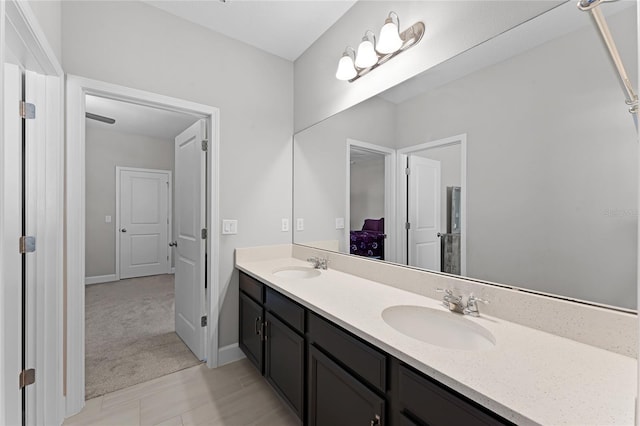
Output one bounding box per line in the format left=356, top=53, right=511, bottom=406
left=296, top=218, right=304, bottom=231
left=281, top=218, right=289, bottom=232
left=335, top=217, right=345, bottom=229
left=105, top=215, right=112, bottom=223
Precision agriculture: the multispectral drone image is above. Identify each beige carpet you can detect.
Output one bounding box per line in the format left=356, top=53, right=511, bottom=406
left=85, top=274, right=201, bottom=399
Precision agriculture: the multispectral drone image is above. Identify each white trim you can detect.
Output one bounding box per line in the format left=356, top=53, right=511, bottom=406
left=397, top=134, right=467, bottom=275
left=346, top=139, right=397, bottom=262
left=66, top=75, right=221, bottom=417
left=114, top=166, right=173, bottom=280
left=84, top=275, right=118, bottom=286
left=2, top=2, right=65, bottom=425
left=217, top=343, right=245, bottom=366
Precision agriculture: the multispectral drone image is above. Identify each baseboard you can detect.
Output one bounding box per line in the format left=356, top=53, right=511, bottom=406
left=85, top=274, right=117, bottom=285
left=218, top=343, right=245, bottom=366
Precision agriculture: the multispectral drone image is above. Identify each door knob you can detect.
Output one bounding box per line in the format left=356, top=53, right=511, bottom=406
left=169, top=241, right=177, bottom=247
left=121, top=228, right=127, bottom=233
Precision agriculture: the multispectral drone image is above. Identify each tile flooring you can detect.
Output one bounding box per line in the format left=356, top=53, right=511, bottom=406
left=63, top=359, right=300, bottom=426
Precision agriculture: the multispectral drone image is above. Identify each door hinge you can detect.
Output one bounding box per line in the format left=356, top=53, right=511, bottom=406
left=405, top=167, right=411, bottom=175
left=201, top=228, right=207, bottom=239
left=19, top=236, right=36, bottom=254
left=19, top=369, right=35, bottom=389
left=19, top=101, right=36, bottom=119
left=405, top=222, right=411, bottom=230
left=201, top=140, right=208, bottom=152
left=201, top=316, right=207, bottom=327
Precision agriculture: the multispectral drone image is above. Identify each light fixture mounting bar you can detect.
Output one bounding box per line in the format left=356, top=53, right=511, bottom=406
left=348, top=21, right=425, bottom=83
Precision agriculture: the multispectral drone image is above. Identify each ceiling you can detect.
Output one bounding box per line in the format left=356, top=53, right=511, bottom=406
left=85, top=95, right=200, bottom=139
left=142, top=0, right=357, bottom=61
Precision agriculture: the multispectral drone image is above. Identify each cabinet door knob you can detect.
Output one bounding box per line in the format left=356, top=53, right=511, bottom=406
left=370, top=414, right=381, bottom=426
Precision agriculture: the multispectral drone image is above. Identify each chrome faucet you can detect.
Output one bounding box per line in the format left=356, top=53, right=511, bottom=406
left=436, top=288, right=465, bottom=314
left=436, top=289, right=489, bottom=316
left=307, top=256, right=329, bottom=270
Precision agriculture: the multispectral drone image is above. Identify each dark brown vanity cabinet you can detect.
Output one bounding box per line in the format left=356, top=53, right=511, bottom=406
left=238, top=272, right=305, bottom=419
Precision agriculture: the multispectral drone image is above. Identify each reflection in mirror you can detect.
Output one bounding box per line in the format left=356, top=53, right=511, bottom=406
left=293, top=2, right=638, bottom=309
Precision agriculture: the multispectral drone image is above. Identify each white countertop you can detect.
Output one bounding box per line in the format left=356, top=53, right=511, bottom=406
left=236, top=256, right=637, bottom=426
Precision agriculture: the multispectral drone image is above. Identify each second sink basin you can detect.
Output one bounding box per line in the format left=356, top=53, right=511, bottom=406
left=273, top=266, right=321, bottom=279
left=382, top=305, right=495, bottom=351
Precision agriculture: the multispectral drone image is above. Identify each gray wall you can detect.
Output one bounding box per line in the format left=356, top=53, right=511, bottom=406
left=396, top=9, right=638, bottom=308
left=62, top=0, right=293, bottom=348
left=85, top=125, right=175, bottom=279
left=294, top=1, right=562, bottom=131
left=350, top=157, right=385, bottom=230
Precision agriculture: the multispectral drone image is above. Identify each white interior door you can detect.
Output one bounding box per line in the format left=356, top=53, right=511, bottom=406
left=174, top=120, right=206, bottom=360
left=407, top=155, right=441, bottom=271
left=119, top=169, right=170, bottom=279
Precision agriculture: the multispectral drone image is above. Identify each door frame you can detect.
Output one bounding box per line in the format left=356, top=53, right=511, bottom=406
left=66, top=75, right=221, bottom=416
left=397, top=134, right=467, bottom=275
left=115, top=166, right=173, bottom=280
left=346, top=139, right=396, bottom=262
left=1, top=2, right=65, bottom=425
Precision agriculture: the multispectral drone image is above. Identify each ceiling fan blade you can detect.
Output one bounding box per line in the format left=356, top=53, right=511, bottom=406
left=85, top=112, right=116, bottom=124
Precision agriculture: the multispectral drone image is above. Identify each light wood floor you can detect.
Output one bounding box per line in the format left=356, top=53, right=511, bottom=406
left=63, top=358, right=300, bottom=426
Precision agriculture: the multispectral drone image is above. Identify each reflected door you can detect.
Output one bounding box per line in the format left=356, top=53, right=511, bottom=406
left=407, top=156, right=441, bottom=271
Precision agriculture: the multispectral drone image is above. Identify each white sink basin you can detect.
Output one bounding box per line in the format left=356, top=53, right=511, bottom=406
left=382, top=305, right=495, bottom=351
left=272, top=266, right=321, bottom=279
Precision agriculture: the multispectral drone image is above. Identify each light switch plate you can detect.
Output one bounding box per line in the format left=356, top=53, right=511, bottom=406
left=105, top=215, right=112, bottom=223
left=222, top=219, right=238, bottom=235
left=335, top=217, right=345, bottom=229
left=281, top=218, right=289, bottom=232
left=296, top=218, right=304, bottom=231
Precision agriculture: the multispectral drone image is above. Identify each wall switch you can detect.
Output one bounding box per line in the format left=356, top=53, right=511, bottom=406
left=105, top=215, right=112, bottom=223
left=296, top=218, right=304, bottom=231
left=281, top=218, right=289, bottom=232
left=222, top=219, right=238, bottom=235
left=335, top=217, right=345, bottom=229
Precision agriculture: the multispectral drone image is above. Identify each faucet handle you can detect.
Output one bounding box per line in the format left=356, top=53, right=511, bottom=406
left=436, top=288, right=453, bottom=296
left=467, top=293, right=489, bottom=304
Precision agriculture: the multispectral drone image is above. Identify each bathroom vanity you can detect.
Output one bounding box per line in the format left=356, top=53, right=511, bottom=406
left=235, top=245, right=636, bottom=426
left=238, top=270, right=509, bottom=425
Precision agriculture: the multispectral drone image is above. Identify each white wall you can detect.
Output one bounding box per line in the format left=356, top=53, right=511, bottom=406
left=85, top=125, right=175, bottom=279
left=415, top=145, right=461, bottom=232
left=294, top=96, right=395, bottom=252
left=294, top=1, right=563, bottom=132
left=26, top=1, right=62, bottom=63
left=350, top=157, right=385, bottom=230
left=62, top=1, right=293, bottom=347
left=396, top=9, right=638, bottom=308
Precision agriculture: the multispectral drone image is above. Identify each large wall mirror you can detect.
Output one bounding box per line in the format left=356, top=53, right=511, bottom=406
left=294, top=1, right=638, bottom=310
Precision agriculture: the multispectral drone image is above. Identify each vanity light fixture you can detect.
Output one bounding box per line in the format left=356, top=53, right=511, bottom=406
left=335, top=11, right=425, bottom=83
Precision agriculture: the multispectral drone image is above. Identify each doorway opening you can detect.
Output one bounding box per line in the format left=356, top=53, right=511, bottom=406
left=66, top=76, right=220, bottom=416
left=397, top=134, right=467, bottom=275
left=346, top=139, right=396, bottom=263
left=83, top=94, right=207, bottom=399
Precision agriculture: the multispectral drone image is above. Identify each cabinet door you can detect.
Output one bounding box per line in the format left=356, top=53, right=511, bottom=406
left=264, top=312, right=304, bottom=419
left=308, top=344, right=385, bottom=426
left=239, top=292, right=264, bottom=373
